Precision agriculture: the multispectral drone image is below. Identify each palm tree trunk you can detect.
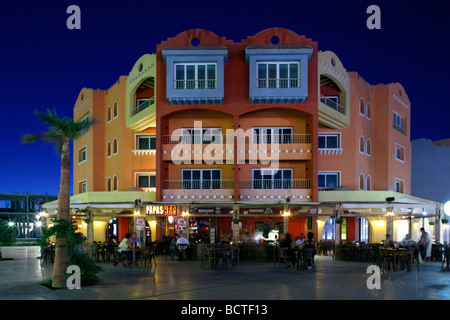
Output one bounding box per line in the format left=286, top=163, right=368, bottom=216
left=52, top=138, right=71, bottom=288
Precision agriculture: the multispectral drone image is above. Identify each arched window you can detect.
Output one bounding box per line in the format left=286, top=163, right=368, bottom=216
left=359, top=135, right=365, bottom=154
left=107, top=141, right=112, bottom=157
left=366, top=102, right=372, bottom=120
left=359, top=173, right=365, bottom=190
left=113, top=101, right=118, bottom=119
left=113, top=138, right=118, bottom=155
left=359, top=97, right=365, bottom=116
left=113, top=175, right=118, bottom=191
left=107, top=177, right=111, bottom=191
left=366, top=175, right=372, bottom=191
left=107, top=106, right=112, bottom=122
left=366, top=138, right=372, bottom=156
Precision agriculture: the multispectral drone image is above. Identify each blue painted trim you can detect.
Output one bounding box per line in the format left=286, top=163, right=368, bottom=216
left=245, top=48, right=313, bottom=104
left=162, top=49, right=228, bottom=105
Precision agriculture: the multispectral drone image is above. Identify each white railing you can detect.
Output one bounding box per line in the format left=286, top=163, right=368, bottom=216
left=163, top=179, right=234, bottom=190
left=320, top=95, right=346, bottom=115
left=256, top=78, right=301, bottom=89
left=132, top=97, right=154, bottom=116
left=239, top=179, right=311, bottom=189
left=174, top=79, right=217, bottom=90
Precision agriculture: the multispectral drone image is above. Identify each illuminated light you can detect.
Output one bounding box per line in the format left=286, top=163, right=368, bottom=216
left=35, top=215, right=40, bottom=219
left=48, top=224, right=54, bottom=227
left=78, top=224, right=83, bottom=229
left=39, top=211, right=47, bottom=217
left=149, top=220, right=157, bottom=227
left=134, top=210, right=140, bottom=216
left=282, top=211, right=290, bottom=217
left=444, top=201, right=450, bottom=215
left=72, top=216, right=75, bottom=219
left=168, top=216, right=174, bottom=224
left=8, top=222, right=14, bottom=227
left=422, top=211, right=428, bottom=216
left=82, top=221, right=87, bottom=225
left=386, top=207, right=394, bottom=216
left=36, top=221, right=42, bottom=227
left=94, top=221, right=102, bottom=226
left=182, top=211, right=189, bottom=217
left=373, top=219, right=385, bottom=227
left=411, top=216, right=415, bottom=219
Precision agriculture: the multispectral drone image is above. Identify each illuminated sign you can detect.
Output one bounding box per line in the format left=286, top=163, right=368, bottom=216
left=146, top=205, right=177, bottom=216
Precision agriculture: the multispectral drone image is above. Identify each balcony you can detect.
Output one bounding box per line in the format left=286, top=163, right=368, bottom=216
left=256, top=78, right=300, bottom=89
left=239, top=179, right=312, bottom=201
left=132, top=97, right=154, bottom=116
left=162, top=133, right=234, bottom=162
left=174, top=79, right=217, bottom=90
left=161, top=179, right=234, bottom=202
left=320, top=95, right=345, bottom=115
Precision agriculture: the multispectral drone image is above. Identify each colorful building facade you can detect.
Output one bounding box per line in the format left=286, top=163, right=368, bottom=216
left=43, top=28, right=442, bottom=247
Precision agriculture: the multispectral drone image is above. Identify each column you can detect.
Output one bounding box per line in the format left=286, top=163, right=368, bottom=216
left=386, top=216, right=394, bottom=240
left=283, top=203, right=289, bottom=235
left=86, top=207, right=94, bottom=257
left=232, top=204, right=240, bottom=243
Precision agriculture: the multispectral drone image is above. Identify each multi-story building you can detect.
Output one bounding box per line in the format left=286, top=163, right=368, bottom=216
left=43, top=28, right=441, bottom=248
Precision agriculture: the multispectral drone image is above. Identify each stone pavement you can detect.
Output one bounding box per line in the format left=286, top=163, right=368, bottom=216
left=0, top=246, right=450, bottom=300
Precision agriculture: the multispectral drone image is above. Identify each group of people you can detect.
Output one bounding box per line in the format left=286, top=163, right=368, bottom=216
left=116, top=232, right=142, bottom=267
left=168, top=233, right=190, bottom=261
left=384, top=227, right=433, bottom=262
left=279, top=232, right=317, bottom=269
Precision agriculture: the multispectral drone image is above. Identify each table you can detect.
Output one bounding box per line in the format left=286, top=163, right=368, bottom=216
left=132, top=247, right=141, bottom=267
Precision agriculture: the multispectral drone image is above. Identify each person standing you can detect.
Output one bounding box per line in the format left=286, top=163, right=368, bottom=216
left=420, top=228, right=432, bottom=262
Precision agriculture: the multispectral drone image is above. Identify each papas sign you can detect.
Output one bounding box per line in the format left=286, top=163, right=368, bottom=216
left=146, top=205, right=177, bottom=216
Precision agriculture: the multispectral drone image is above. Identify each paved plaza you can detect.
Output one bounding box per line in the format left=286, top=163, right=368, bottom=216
left=0, top=246, right=449, bottom=300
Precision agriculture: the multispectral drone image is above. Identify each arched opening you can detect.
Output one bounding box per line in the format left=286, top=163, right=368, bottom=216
left=113, top=175, right=118, bottom=191
left=359, top=97, right=365, bottom=116
left=113, top=101, right=119, bottom=118
left=107, top=177, right=112, bottom=191
left=366, top=138, right=371, bottom=156
left=320, top=75, right=346, bottom=115
left=359, top=173, right=365, bottom=190
left=107, top=141, right=112, bottom=157
left=132, top=77, right=155, bottom=116
left=113, top=138, right=118, bottom=155
left=107, top=106, right=112, bottom=122
left=366, top=102, right=372, bottom=119
left=359, top=136, right=365, bottom=153
left=366, top=175, right=371, bottom=191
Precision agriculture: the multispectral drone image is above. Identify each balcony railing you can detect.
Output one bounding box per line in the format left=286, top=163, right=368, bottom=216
left=320, top=95, right=346, bottom=115
left=163, top=133, right=311, bottom=144
left=174, top=79, right=217, bottom=90
left=163, top=179, right=234, bottom=190
left=256, top=78, right=301, bottom=89
left=239, top=179, right=311, bottom=189
left=132, top=97, right=154, bottom=116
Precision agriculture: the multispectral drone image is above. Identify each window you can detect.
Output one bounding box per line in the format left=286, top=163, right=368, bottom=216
left=181, top=128, right=222, bottom=144
left=319, top=133, right=340, bottom=149
left=113, top=138, right=118, bottom=155
left=366, top=102, right=372, bottom=120
left=113, top=101, right=118, bottom=119
left=78, top=146, right=87, bottom=164
left=359, top=173, right=365, bottom=190
left=359, top=217, right=370, bottom=243
left=393, top=111, right=405, bottom=134
left=136, top=173, right=156, bottom=188
left=318, top=172, right=340, bottom=189
left=79, top=115, right=90, bottom=135
left=256, top=62, right=300, bottom=88
left=113, top=176, right=118, bottom=191
left=182, top=169, right=221, bottom=189
left=107, top=141, right=112, bottom=157
left=78, top=180, right=87, bottom=194
left=395, top=178, right=404, bottom=193
left=359, top=136, right=365, bottom=154
left=107, top=106, right=112, bottom=123
left=366, top=139, right=372, bottom=156
left=366, top=175, right=371, bottom=191
left=174, top=63, right=217, bottom=89
left=395, top=143, right=405, bottom=162
left=252, top=128, right=293, bottom=144
left=252, top=169, right=293, bottom=189
left=137, top=135, right=156, bottom=150
left=107, top=177, right=111, bottom=192
left=359, top=98, right=365, bottom=116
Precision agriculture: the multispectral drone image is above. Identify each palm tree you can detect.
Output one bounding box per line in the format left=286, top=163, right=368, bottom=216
left=23, top=108, right=96, bottom=288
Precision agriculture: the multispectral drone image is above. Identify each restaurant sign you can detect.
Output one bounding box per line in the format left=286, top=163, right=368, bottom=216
left=146, top=205, right=177, bottom=216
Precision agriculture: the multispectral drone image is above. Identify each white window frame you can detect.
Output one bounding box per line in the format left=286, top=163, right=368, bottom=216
left=395, top=177, right=405, bottom=193
left=366, top=175, right=372, bottom=191
left=366, top=101, right=372, bottom=120
left=107, top=141, right=112, bottom=158
left=252, top=127, right=293, bottom=144
left=359, top=135, right=365, bottom=154
left=395, top=143, right=405, bottom=163
left=107, top=177, right=112, bottom=192
left=135, top=134, right=156, bottom=150
left=359, top=97, right=365, bottom=117
left=113, top=138, right=119, bottom=155
left=78, top=179, right=87, bottom=194
left=251, top=168, right=293, bottom=189
left=318, top=171, right=341, bottom=189
left=181, top=168, right=222, bottom=189
left=393, top=111, right=405, bottom=134
left=113, top=175, right=119, bottom=192
left=135, top=172, right=156, bottom=189
left=365, top=138, right=372, bottom=157
left=359, top=173, right=365, bottom=191
left=318, top=132, right=341, bottom=149
left=174, top=62, right=218, bottom=89
left=113, top=100, right=119, bottom=119
left=107, top=105, right=112, bottom=123
left=79, top=114, right=90, bottom=135
left=256, top=61, right=301, bottom=89
left=181, top=128, right=222, bottom=144
left=78, top=145, right=87, bottom=164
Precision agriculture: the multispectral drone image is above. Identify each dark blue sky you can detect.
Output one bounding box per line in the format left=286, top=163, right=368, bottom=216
left=0, top=0, right=449, bottom=196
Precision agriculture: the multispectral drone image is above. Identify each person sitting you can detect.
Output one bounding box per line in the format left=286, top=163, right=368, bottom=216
left=176, top=233, right=189, bottom=260
left=401, top=234, right=415, bottom=247
left=301, top=232, right=317, bottom=269
left=130, top=233, right=141, bottom=248
left=117, top=233, right=133, bottom=267
left=280, top=233, right=295, bottom=268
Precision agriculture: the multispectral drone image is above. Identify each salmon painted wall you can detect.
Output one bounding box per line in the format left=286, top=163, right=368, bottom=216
left=156, top=28, right=319, bottom=202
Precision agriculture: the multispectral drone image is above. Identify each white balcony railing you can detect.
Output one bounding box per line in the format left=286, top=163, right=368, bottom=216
left=239, top=179, right=311, bottom=189
left=320, top=95, right=346, bottom=115
left=132, top=97, right=154, bottom=116
left=163, top=179, right=234, bottom=190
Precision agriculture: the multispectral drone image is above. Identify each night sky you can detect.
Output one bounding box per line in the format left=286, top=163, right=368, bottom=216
left=0, top=0, right=449, bottom=196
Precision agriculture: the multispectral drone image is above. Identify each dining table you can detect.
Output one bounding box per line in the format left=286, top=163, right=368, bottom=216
left=132, top=246, right=141, bottom=267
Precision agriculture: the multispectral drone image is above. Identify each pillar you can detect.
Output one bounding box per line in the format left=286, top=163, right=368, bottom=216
left=86, top=208, right=94, bottom=257
left=386, top=216, right=394, bottom=240
left=283, top=203, right=289, bottom=235
left=232, top=204, right=240, bottom=243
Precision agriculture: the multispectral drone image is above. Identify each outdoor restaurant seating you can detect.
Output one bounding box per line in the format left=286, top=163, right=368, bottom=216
left=200, top=244, right=240, bottom=271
